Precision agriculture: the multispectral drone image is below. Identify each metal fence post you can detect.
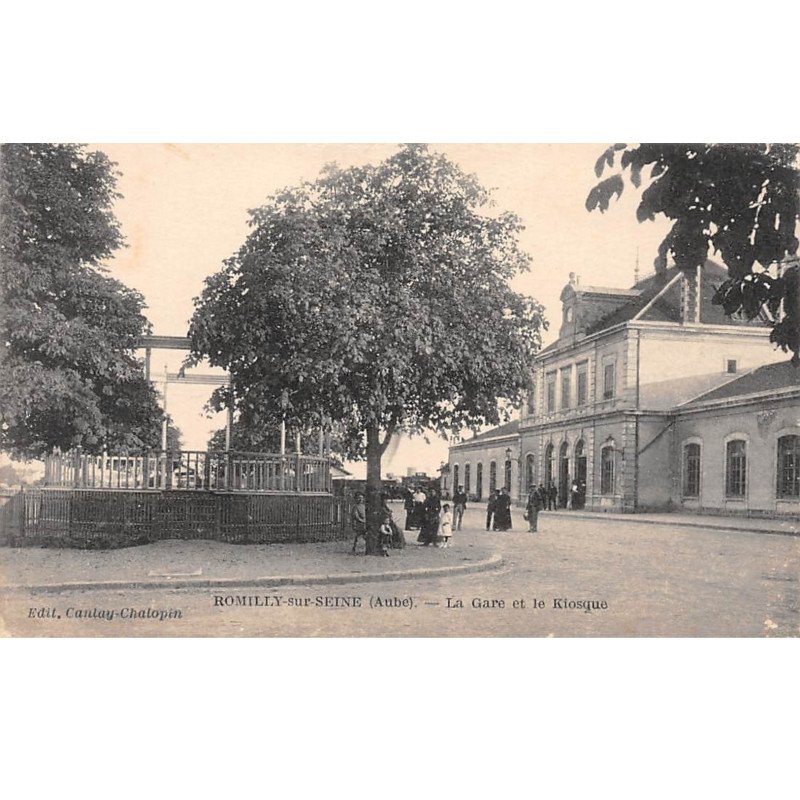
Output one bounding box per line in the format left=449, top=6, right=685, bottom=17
left=73, top=447, right=82, bottom=488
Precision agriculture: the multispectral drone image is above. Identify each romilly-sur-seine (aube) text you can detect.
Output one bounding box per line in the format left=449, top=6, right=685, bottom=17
left=210, top=595, right=610, bottom=613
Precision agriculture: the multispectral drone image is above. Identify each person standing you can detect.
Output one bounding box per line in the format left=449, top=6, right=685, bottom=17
left=570, top=480, right=579, bottom=510
left=495, top=487, right=513, bottom=531
left=351, top=493, right=367, bottom=554
left=420, top=488, right=441, bottom=545
left=438, top=503, right=453, bottom=547
left=548, top=481, right=558, bottom=510
left=412, top=486, right=427, bottom=530
left=452, top=485, right=468, bottom=531
left=486, top=489, right=498, bottom=531
left=403, top=489, right=415, bottom=531
left=526, top=485, right=542, bottom=532
left=378, top=514, right=393, bottom=556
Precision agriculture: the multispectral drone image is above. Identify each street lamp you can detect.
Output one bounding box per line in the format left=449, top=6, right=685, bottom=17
left=504, top=447, right=513, bottom=494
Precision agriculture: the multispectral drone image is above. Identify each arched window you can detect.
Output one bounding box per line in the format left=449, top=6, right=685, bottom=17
left=777, top=435, right=800, bottom=498
left=464, top=463, right=471, bottom=495
left=476, top=463, right=483, bottom=500
left=453, top=464, right=459, bottom=492
left=526, top=454, right=534, bottom=493
left=489, top=461, right=497, bottom=493
left=683, top=443, right=701, bottom=497
left=544, top=443, right=554, bottom=485
left=725, top=440, right=747, bottom=497
left=600, top=446, right=615, bottom=495
left=504, top=458, right=512, bottom=491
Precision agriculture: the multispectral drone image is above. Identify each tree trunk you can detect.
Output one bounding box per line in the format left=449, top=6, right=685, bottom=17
left=364, top=425, right=383, bottom=555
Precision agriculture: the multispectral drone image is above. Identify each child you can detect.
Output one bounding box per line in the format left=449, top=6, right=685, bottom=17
left=438, top=503, right=453, bottom=548
left=378, top=515, right=393, bottom=557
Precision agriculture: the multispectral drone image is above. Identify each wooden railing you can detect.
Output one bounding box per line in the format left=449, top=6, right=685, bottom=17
left=43, top=449, right=332, bottom=494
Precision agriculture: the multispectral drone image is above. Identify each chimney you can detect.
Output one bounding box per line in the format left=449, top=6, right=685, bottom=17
left=681, top=265, right=702, bottom=323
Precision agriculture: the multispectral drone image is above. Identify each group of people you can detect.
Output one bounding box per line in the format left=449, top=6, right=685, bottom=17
left=351, top=478, right=586, bottom=553
left=403, top=486, right=455, bottom=548
left=350, top=492, right=406, bottom=556
left=484, top=487, right=514, bottom=531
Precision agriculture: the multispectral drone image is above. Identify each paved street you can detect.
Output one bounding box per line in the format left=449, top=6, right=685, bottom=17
left=2, top=506, right=798, bottom=637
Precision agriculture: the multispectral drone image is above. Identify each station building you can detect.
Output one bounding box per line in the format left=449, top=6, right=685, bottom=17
left=447, top=260, right=800, bottom=516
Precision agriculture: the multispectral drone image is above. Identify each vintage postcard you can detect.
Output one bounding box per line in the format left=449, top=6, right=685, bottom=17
left=1, top=143, right=798, bottom=637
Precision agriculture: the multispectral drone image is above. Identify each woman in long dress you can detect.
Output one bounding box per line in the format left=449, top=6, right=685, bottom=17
left=419, top=489, right=441, bottom=545
left=403, top=490, right=415, bottom=531
left=494, top=488, right=513, bottom=531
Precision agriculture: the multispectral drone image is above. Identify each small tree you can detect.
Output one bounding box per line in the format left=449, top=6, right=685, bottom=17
left=587, top=143, right=800, bottom=365
left=0, top=143, right=167, bottom=457
left=188, top=144, right=545, bottom=553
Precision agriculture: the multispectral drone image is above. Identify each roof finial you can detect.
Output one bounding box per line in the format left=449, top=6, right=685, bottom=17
left=634, top=247, right=640, bottom=285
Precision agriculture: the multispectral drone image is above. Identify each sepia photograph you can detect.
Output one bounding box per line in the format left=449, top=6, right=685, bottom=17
left=1, top=142, right=798, bottom=638
left=3, top=6, right=800, bottom=796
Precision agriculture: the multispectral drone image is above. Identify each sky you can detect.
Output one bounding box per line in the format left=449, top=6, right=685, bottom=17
left=94, top=144, right=671, bottom=476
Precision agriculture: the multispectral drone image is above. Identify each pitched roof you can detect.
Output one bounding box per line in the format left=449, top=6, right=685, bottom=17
left=452, top=419, right=520, bottom=448
left=639, top=372, right=742, bottom=410
left=574, top=285, right=640, bottom=297
left=681, top=361, right=799, bottom=406
left=541, top=261, right=771, bottom=351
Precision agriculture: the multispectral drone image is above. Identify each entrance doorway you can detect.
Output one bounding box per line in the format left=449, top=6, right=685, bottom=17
left=574, top=440, right=587, bottom=509
left=558, top=442, right=569, bottom=508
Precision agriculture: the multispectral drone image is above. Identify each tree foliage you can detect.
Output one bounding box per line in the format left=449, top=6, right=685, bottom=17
left=206, top=419, right=348, bottom=468
left=587, top=144, right=800, bottom=364
left=0, top=143, right=167, bottom=456
left=189, top=144, right=546, bottom=549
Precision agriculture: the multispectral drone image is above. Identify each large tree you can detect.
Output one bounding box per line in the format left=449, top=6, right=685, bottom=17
left=0, top=143, right=167, bottom=457
left=188, top=144, right=545, bottom=553
left=587, top=143, right=800, bottom=364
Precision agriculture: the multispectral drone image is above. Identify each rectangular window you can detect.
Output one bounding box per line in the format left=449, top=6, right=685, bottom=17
left=603, top=363, right=615, bottom=400
left=526, top=387, right=536, bottom=416
left=600, top=447, right=615, bottom=494
left=560, top=368, right=571, bottom=410
left=576, top=362, right=588, bottom=406
left=725, top=440, right=747, bottom=497
left=726, top=359, right=738, bottom=374
left=546, top=372, right=556, bottom=413
left=683, top=443, right=701, bottom=497
left=464, top=463, right=471, bottom=495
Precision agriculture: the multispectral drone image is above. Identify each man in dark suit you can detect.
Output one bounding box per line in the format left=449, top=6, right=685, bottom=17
left=452, top=485, right=468, bottom=531
left=486, top=489, right=498, bottom=530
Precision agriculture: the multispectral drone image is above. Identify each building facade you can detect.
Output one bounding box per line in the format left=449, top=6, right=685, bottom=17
left=446, top=420, right=519, bottom=502
left=448, top=261, right=800, bottom=516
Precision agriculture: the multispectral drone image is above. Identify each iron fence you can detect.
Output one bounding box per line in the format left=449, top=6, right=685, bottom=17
left=0, top=487, right=350, bottom=547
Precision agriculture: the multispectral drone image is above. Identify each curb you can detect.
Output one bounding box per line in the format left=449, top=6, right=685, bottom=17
left=2, top=553, right=504, bottom=595
left=547, top=511, right=799, bottom=537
